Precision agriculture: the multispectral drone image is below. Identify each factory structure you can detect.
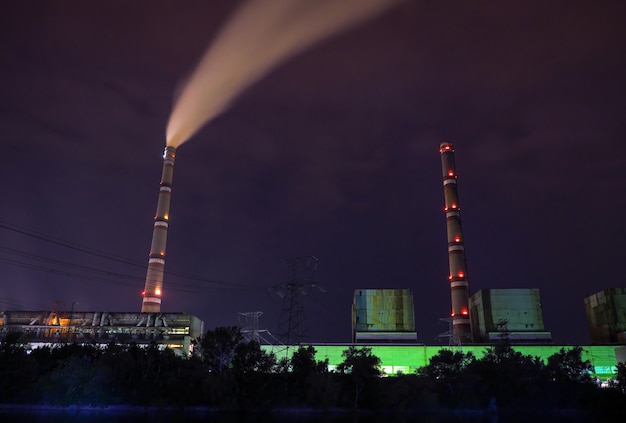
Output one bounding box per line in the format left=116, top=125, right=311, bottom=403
left=0, top=310, right=203, bottom=356
left=1, top=142, right=625, bottom=377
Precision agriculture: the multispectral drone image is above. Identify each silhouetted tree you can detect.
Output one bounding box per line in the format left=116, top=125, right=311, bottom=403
left=232, top=340, right=276, bottom=374
left=47, top=353, right=108, bottom=405
left=0, top=332, right=37, bottom=402
left=200, top=326, right=243, bottom=373
left=289, top=345, right=329, bottom=405
left=418, top=348, right=475, bottom=380
left=466, top=343, right=546, bottom=408
left=546, top=346, right=594, bottom=384
left=616, top=362, right=626, bottom=394
left=230, top=340, right=277, bottom=407
left=337, top=346, right=381, bottom=408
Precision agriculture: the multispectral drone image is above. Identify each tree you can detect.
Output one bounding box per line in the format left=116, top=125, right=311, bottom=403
left=418, top=348, right=474, bottom=380
left=289, top=345, right=329, bottom=405
left=465, top=343, right=547, bottom=407
left=200, top=326, right=243, bottom=373
left=0, top=332, right=37, bottom=402
left=546, top=346, right=594, bottom=384
left=337, top=346, right=381, bottom=408
left=291, top=345, right=328, bottom=378
left=615, top=362, right=626, bottom=394
left=232, top=340, right=276, bottom=374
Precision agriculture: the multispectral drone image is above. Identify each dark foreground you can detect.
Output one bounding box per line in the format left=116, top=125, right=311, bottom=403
left=1, top=332, right=626, bottom=420
left=0, top=405, right=610, bottom=423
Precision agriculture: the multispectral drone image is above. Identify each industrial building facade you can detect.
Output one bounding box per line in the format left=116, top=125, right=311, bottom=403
left=469, top=288, right=552, bottom=344
left=352, top=289, right=417, bottom=343
left=0, top=311, right=204, bottom=356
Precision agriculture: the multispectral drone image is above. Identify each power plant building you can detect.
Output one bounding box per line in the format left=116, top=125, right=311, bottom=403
left=0, top=310, right=204, bottom=356
left=585, top=288, right=626, bottom=344
left=352, top=289, right=417, bottom=343
left=6, top=140, right=626, bottom=379
left=469, top=288, right=552, bottom=344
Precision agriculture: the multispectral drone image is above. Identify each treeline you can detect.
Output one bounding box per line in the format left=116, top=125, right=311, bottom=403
left=1, top=327, right=626, bottom=415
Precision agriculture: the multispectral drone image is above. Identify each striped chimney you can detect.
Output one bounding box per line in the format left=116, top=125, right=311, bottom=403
left=440, top=142, right=472, bottom=344
left=142, top=146, right=176, bottom=313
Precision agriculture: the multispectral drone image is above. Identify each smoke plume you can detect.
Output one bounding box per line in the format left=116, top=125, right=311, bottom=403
left=166, top=0, right=401, bottom=147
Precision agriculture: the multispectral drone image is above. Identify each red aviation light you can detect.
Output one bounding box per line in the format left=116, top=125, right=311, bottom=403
left=448, top=275, right=452, bottom=280
left=461, top=308, right=468, bottom=315
left=454, top=236, right=461, bottom=242
left=458, top=271, right=465, bottom=278
left=451, top=203, right=457, bottom=209
left=448, top=170, right=454, bottom=177
left=450, top=311, right=455, bottom=317
left=142, top=291, right=146, bottom=296
left=444, top=206, right=448, bottom=212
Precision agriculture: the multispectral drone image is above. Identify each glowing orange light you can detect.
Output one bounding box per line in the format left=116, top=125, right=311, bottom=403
left=448, top=275, right=452, bottom=280
left=450, top=312, right=455, bottom=316
left=444, top=206, right=448, bottom=212
left=159, top=251, right=165, bottom=256
left=155, top=289, right=161, bottom=296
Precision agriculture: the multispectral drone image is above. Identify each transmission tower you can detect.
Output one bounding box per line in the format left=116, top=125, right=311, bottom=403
left=238, top=311, right=279, bottom=345
left=436, top=317, right=462, bottom=350
left=272, top=256, right=320, bottom=346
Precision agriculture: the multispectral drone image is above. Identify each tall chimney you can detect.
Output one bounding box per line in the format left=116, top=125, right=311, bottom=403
left=439, top=142, right=472, bottom=344
left=142, top=146, right=176, bottom=313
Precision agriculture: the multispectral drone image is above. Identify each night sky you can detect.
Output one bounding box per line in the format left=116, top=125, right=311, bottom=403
left=2, top=0, right=626, bottom=346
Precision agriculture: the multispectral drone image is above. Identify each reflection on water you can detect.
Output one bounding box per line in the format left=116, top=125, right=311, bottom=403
left=0, top=408, right=593, bottom=423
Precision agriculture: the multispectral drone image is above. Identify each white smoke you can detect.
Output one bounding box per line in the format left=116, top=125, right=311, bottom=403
left=166, top=0, right=402, bottom=147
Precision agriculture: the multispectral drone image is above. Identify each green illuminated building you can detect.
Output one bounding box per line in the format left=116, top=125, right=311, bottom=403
left=265, top=344, right=621, bottom=381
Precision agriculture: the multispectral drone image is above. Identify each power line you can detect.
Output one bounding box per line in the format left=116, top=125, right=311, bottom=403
left=0, top=298, right=46, bottom=311
left=0, top=220, right=259, bottom=291
left=0, top=252, right=261, bottom=294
